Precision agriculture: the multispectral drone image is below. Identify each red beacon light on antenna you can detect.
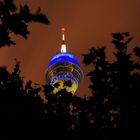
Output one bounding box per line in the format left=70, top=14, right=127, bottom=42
left=61, top=27, right=65, bottom=34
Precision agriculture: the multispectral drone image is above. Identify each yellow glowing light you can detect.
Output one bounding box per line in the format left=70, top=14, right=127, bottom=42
left=52, top=78, right=77, bottom=95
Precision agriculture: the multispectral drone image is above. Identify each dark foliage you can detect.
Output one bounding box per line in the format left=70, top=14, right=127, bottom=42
left=64, top=79, right=73, bottom=87
left=83, top=32, right=139, bottom=139
left=0, top=0, right=50, bottom=48
left=0, top=33, right=139, bottom=139
left=0, top=62, right=44, bottom=119
left=134, top=46, right=140, bottom=56
left=0, top=3, right=139, bottom=137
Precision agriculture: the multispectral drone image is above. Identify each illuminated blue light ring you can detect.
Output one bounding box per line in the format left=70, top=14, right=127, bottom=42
left=50, top=74, right=78, bottom=86
left=50, top=52, right=74, bottom=61
left=48, top=52, right=80, bottom=67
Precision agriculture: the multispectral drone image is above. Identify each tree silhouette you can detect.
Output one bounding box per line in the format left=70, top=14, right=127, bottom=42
left=0, top=32, right=139, bottom=139
left=0, top=2, right=139, bottom=137
left=0, top=0, right=49, bottom=124
left=0, top=61, right=44, bottom=120
left=0, top=0, right=50, bottom=48
left=83, top=32, right=139, bottom=139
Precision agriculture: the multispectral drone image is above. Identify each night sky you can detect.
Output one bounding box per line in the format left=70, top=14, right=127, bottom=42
left=0, top=0, right=140, bottom=97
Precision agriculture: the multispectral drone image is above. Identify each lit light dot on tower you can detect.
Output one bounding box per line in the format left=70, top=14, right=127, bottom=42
left=45, top=28, right=84, bottom=95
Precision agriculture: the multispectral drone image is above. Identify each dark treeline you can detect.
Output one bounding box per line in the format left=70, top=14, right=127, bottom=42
left=0, top=0, right=139, bottom=139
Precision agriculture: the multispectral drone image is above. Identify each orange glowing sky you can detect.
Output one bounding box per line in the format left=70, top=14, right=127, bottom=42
left=0, top=0, right=140, bottom=97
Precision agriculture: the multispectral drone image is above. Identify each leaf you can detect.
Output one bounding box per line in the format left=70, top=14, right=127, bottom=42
left=53, top=82, right=60, bottom=88
left=83, top=51, right=96, bottom=65
left=134, top=46, right=140, bottom=57
left=31, top=13, right=50, bottom=24
left=112, top=33, right=124, bottom=41
left=4, top=0, right=17, bottom=12
left=64, top=80, right=73, bottom=87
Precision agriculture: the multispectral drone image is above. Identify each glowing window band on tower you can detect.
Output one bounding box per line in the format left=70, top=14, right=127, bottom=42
left=45, top=28, right=84, bottom=95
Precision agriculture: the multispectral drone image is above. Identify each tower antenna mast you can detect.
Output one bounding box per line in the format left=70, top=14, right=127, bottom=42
left=61, top=27, right=67, bottom=53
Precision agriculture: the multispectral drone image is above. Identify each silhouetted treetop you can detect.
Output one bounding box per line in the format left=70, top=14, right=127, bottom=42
left=0, top=29, right=139, bottom=139
left=82, top=32, right=139, bottom=139
left=0, top=0, right=50, bottom=48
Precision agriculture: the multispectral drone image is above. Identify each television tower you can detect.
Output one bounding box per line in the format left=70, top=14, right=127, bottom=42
left=45, top=28, right=83, bottom=95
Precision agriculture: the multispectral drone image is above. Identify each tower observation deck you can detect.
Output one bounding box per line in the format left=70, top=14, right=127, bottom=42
left=45, top=28, right=83, bottom=95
